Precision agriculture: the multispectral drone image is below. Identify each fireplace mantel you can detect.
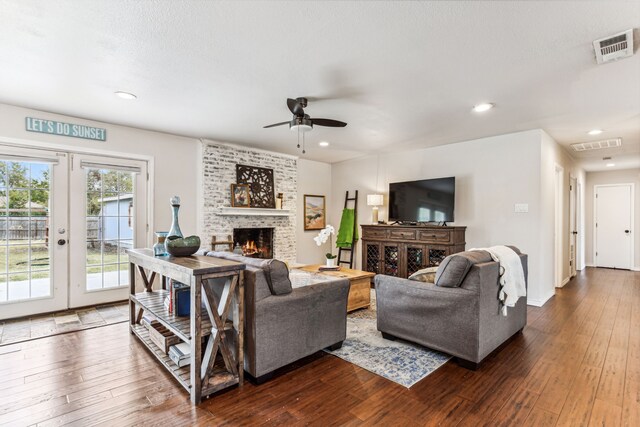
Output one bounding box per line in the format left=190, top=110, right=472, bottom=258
left=217, top=207, right=291, bottom=217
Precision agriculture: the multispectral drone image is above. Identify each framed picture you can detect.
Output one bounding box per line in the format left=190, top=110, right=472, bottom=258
left=304, top=195, right=326, bottom=230
left=231, top=184, right=251, bottom=208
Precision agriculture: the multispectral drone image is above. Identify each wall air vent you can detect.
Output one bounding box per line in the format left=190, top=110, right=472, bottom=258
left=571, top=138, right=622, bottom=152
left=593, top=29, right=634, bottom=64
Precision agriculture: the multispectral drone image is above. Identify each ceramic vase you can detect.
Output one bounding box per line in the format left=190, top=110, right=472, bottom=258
left=326, top=257, right=336, bottom=268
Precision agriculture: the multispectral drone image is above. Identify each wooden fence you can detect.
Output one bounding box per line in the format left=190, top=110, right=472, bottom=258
left=0, top=217, right=101, bottom=241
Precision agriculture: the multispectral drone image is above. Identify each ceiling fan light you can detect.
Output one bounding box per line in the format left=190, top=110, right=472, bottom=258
left=290, top=124, right=312, bottom=133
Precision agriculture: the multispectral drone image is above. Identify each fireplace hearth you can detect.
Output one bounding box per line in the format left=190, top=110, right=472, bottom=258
left=233, top=228, right=274, bottom=259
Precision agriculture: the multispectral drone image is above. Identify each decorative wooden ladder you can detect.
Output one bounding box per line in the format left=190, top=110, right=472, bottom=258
left=337, top=190, right=358, bottom=269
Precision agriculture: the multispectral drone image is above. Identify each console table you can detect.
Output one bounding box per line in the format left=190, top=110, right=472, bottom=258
left=127, top=249, right=246, bottom=404
left=361, top=224, right=466, bottom=278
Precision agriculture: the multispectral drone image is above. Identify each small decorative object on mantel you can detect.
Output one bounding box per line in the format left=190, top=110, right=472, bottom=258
left=230, top=184, right=251, bottom=207
left=164, top=196, right=200, bottom=257
left=153, top=231, right=169, bottom=256
left=304, top=194, right=326, bottom=230
left=275, top=192, right=284, bottom=210
left=314, top=224, right=337, bottom=267
left=236, top=164, right=275, bottom=208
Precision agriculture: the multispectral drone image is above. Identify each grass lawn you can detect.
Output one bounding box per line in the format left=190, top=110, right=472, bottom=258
left=0, top=240, right=126, bottom=281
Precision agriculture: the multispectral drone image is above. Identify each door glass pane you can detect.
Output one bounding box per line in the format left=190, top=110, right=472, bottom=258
left=0, top=160, right=52, bottom=302
left=85, top=168, right=135, bottom=290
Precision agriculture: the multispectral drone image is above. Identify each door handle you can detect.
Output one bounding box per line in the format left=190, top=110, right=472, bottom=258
left=57, top=239, right=67, bottom=246
left=572, top=231, right=578, bottom=235
left=624, top=230, right=630, bottom=234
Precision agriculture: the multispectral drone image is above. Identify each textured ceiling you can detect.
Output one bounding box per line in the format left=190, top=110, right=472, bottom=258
left=0, top=1, right=638, bottom=170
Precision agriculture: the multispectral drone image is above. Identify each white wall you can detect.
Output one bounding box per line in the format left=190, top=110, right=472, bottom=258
left=585, top=168, right=640, bottom=270
left=331, top=129, right=558, bottom=305
left=296, top=158, right=333, bottom=264
left=0, top=103, right=200, bottom=245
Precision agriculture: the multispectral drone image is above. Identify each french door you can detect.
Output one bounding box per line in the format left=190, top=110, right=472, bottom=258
left=68, top=154, right=147, bottom=307
left=0, top=146, right=148, bottom=320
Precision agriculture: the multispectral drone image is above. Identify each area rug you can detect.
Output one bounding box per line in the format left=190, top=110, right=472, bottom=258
left=325, top=290, right=451, bottom=388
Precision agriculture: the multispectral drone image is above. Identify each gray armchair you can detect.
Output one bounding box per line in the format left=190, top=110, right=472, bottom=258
left=375, top=248, right=527, bottom=369
left=205, top=252, right=349, bottom=382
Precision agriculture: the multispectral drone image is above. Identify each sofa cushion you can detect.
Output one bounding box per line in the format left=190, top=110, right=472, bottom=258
left=263, top=259, right=292, bottom=295
left=435, top=256, right=472, bottom=287
left=435, top=250, right=493, bottom=287
left=205, top=251, right=292, bottom=295
left=408, top=266, right=438, bottom=283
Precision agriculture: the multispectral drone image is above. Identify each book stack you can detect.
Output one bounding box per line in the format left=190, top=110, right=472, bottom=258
left=164, top=280, right=190, bottom=315
left=168, top=342, right=191, bottom=367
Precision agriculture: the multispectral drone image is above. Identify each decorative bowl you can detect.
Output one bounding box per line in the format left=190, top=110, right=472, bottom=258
left=165, top=235, right=201, bottom=257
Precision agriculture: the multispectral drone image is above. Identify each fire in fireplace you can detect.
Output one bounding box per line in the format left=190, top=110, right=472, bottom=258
left=232, top=228, right=274, bottom=259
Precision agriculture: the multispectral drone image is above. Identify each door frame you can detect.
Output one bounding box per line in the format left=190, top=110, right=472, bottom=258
left=569, top=176, right=577, bottom=278
left=554, top=164, right=564, bottom=287
left=593, top=183, right=634, bottom=269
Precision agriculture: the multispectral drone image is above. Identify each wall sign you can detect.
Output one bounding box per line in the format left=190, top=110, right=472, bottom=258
left=25, top=117, right=106, bottom=141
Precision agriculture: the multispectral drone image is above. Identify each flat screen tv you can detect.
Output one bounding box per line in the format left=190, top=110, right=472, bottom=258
left=389, top=177, right=455, bottom=223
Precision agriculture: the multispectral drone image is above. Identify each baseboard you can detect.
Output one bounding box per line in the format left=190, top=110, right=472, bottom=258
left=527, top=290, right=555, bottom=307
left=584, top=264, right=639, bottom=271
left=556, top=276, right=570, bottom=288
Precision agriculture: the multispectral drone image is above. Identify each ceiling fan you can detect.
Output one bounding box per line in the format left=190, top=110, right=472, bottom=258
left=264, top=97, right=347, bottom=131
left=264, top=97, right=347, bottom=153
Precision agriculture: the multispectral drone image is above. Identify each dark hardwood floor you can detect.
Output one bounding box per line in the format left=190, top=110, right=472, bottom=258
left=0, top=267, right=638, bottom=426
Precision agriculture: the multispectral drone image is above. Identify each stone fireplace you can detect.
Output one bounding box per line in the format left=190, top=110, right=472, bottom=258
left=201, top=141, right=297, bottom=264
left=233, top=228, right=274, bottom=259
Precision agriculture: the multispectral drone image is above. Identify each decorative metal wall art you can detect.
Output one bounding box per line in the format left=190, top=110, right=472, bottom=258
left=236, top=164, right=275, bottom=208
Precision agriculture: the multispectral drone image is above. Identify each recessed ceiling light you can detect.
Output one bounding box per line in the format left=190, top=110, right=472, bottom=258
left=606, top=163, right=615, bottom=167
left=588, top=129, right=603, bottom=135
left=114, top=91, right=137, bottom=100
left=472, top=103, right=494, bottom=113
left=318, top=141, right=330, bottom=147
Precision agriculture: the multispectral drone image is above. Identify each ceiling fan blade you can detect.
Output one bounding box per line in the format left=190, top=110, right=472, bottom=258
left=263, top=121, right=290, bottom=129
left=311, top=118, right=347, bottom=127
left=287, top=98, right=305, bottom=116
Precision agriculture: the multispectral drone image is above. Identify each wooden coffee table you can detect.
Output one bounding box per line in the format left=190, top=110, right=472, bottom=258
left=295, top=265, right=375, bottom=312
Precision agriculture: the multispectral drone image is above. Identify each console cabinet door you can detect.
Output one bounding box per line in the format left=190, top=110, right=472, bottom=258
left=382, top=243, right=400, bottom=277
left=363, top=242, right=382, bottom=274
left=426, top=246, right=449, bottom=267
left=404, top=244, right=427, bottom=277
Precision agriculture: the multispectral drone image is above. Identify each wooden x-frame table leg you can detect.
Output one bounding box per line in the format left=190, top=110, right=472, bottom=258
left=200, top=275, right=239, bottom=385
left=136, top=265, right=157, bottom=292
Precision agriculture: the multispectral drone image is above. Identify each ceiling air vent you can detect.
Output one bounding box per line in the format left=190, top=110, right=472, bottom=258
left=571, top=138, right=622, bottom=152
left=593, top=29, right=634, bottom=64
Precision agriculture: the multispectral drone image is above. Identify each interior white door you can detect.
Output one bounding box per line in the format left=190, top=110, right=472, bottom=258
left=595, top=184, right=633, bottom=269
left=0, top=146, right=69, bottom=320
left=68, top=154, right=148, bottom=308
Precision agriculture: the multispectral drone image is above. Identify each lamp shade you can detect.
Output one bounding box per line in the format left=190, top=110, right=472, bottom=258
left=367, top=194, right=384, bottom=206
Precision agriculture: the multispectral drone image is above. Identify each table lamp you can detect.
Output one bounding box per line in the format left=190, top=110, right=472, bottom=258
left=367, top=194, right=384, bottom=224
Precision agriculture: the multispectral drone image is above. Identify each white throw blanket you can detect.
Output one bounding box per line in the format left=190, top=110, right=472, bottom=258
left=471, top=246, right=526, bottom=316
